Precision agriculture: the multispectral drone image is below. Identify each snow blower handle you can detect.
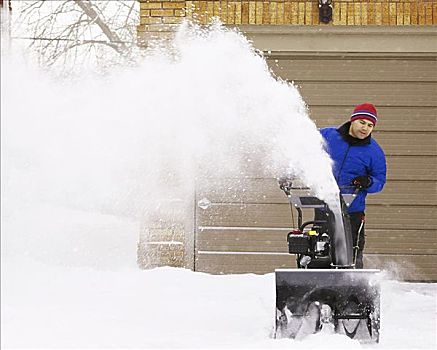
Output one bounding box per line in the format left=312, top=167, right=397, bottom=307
left=278, top=177, right=293, bottom=196
left=353, top=215, right=365, bottom=267
left=339, top=186, right=361, bottom=208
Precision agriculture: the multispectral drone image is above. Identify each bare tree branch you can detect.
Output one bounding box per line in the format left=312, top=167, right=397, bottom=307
left=73, top=0, right=127, bottom=55
left=11, top=0, right=140, bottom=75
left=48, top=39, right=118, bottom=66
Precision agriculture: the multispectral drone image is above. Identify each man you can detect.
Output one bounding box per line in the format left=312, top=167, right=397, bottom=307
left=320, top=103, right=386, bottom=268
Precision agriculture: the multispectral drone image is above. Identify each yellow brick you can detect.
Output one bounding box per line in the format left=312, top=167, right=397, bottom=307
left=418, top=1, right=425, bottom=25
left=151, top=9, right=174, bottom=16
left=426, top=2, right=433, bottom=25
left=162, top=16, right=183, bottom=24
left=375, top=2, right=382, bottom=25
left=139, top=0, right=147, bottom=11
left=185, top=1, right=194, bottom=17
left=339, top=2, right=347, bottom=25
left=157, top=244, right=169, bottom=252
left=174, top=9, right=186, bottom=16
left=235, top=1, right=242, bottom=24
left=249, top=1, right=256, bottom=24
left=213, top=1, right=220, bottom=17
left=305, top=1, right=312, bottom=25
left=284, top=1, right=292, bottom=24
left=389, top=3, right=396, bottom=25
left=368, top=0, right=375, bottom=25
left=382, top=2, right=389, bottom=25
left=191, top=1, right=200, bottom=20
left=347, top=2, right=354, bottom=25
left=291, top=2, right=298, bottom=24
left=312, top=2, right=319, bottom=25
left=219, top=1, right=227, bottom=23
left=262, top=1, right=270, bottom=24
left=362, top=3, right=368, bottom=25
left=298, top=2, right=305, bottom=25
left=354, top=3, right=361, bottom=25
left=228, top=2, right=235, bottom=24
left=142, top=16, right=163, bottom=24
left=199, top=1, right=207, bottom=24
left=162, top=2, right=185, bottom=9
left=397, top=2, right=404, bottom=25
left=242, top=1, right=250, bottom=24
left=269, top=2, right=277, bottom=24
left=140, top=9, right=151, bottom=17
left=277, top=1, right=284, bottom=25
left=141, top=2, right=162, bottom=10
left=434, top=3, right=437, bottom=25
left=207, top=1, right=214, bottom=21
left=410, top=1, right=417, bottom=25
left=256, top=1, right=263, bottom=24
left=403, top=2, right=410, bottom=25
left=333, top=1, right=340, bottom=24
left=199, top=1, right=209, bottom=24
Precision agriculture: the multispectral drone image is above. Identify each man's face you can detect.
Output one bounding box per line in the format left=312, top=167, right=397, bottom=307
left=349, top=119, right=375, bottom=139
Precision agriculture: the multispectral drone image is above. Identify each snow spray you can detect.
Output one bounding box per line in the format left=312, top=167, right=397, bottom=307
left=2, top=20, right=348, bottom=267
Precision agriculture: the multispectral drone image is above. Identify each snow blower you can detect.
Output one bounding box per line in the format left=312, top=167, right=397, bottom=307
left=274, top=178, right=381, bottom=343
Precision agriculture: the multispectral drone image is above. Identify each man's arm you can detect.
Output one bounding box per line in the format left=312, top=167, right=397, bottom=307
left=366, top=146, right=386, bottom=193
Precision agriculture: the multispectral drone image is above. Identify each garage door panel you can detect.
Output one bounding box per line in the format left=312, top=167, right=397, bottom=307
left=197, top=203, right=294, bottom=228
left=387, top=156, right=437, bottom=180
left=366, top=229, right=437, bottom=241
left=197, top=203, right=437, bottom=230
left=197, top=178, right=435, bottom=206
left=297, top=82, right=437, bottom=107
left=267, top=58, right=437, bottom=82
left=195, top=252, right=437, bottom=280
left=309, top=106, right=437, bottom=132
left=365, top=244, right=437, bottom=255
left=197, top=229, right=437, bottom=254
left=196, top=177, right=287, bottom=204
left=367, top=181, right=437, bottom=206
left=366, top=205, right=436, bottom=230
left=373, top=132, right=437, bottom=156
left=195, top=155, right=436, bottom=181
left=195, top=252, right=296, bottom=274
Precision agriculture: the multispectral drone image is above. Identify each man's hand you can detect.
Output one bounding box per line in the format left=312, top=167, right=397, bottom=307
left=352, top=176, right=372, bottom=189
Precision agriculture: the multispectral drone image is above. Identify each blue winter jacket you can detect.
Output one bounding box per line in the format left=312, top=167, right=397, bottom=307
left=320, top=122, right=387, bottom=213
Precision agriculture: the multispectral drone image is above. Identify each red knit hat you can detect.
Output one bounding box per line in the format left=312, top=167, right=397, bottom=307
left=350, top=103, right=378, bottom=125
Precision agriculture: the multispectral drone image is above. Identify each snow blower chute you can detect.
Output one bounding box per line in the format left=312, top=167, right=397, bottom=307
left=274, top=178, right=381, bottom=343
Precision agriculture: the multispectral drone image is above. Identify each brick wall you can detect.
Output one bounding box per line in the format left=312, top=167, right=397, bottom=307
left=137, top=224, right=185, bottom=269
left=137, top=196, right=193, bottom=270
left=138, top=0, right=437, bottom=33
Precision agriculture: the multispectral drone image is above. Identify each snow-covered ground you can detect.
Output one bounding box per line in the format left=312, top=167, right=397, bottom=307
left=2, top=205, right=436, bottom=349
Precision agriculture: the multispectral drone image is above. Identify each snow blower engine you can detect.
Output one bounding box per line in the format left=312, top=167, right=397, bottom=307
left=274, top=177, right=381, bottom=343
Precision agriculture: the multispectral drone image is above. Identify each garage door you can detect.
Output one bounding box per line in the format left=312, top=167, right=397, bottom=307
left=194, top=27, right=437, bottom=281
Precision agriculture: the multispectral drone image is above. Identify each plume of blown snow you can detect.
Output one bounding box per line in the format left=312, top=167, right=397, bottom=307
left=2, top=20, right=339, bottom=266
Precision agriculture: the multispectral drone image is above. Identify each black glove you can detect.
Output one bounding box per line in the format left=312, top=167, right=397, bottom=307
left=352, top=176, right=372, bottom=189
